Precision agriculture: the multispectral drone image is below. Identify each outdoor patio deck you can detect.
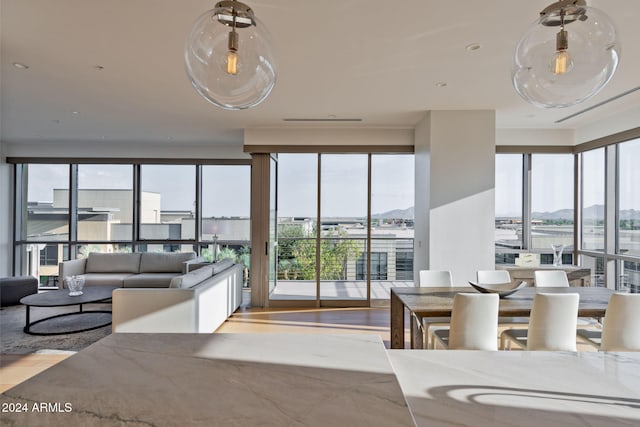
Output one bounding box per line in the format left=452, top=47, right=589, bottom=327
left=269, top=280, right=415, bottom=300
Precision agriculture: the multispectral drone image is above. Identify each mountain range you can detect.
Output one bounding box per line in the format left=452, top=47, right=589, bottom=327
left=372, top=206, right=414, bottom=219
left=380, top=205, right=640, bottom=220
left=499, top=205, right=640, bottom=220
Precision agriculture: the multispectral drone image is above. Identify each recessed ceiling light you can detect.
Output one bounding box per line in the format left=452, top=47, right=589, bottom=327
left=94, top=65, right=105, bottom=71
left=72, top=111, right=79, bottom=115
left=465, top=43, right=481, bottom=51
left=13, top=62, right=29, bottom=69
left=435, top=82, right=447, bottom=88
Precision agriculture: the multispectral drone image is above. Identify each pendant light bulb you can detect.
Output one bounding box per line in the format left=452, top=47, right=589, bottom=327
left=226, top=51, right=238, bottom=75
left=551, top=29, right=573, bottom=74
left=551, top=49, right=571, bottom=74
left=551, top=14, right=573, bottom=75
left=227, top=30, right=239, bottom=75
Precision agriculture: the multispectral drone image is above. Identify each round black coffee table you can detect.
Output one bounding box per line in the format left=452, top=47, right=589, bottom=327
left=20, top=286, right=117, bottom=335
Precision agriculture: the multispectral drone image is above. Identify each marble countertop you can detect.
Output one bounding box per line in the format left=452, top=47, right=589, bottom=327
left=1, top=333, right=414, bottom=426
left=388, top=350, right=640, bottom=427
left=4, top=332, right=639, bottom=427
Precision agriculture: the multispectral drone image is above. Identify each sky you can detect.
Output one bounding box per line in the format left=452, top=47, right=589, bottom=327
left=495, top=142, right=640, bottom=217
left=25, top=141, right=639, bottom=219
left=277, top=154, right=415, bottom=218
left=27, top=164, right=250, bottom=217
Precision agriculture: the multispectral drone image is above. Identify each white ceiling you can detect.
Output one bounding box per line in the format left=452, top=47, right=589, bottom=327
left=1, top=0, right=638, bottom=146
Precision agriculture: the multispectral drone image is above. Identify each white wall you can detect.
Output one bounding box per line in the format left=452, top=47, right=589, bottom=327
left=415, top=111, right=496, bottom=284
left=575, top=106, right=640, bottom=144
left=2, top=140, right=248, bottom=159
left=496, top=106, right=640, bottom=147
left=245, top=127, right=413, bottom=147
left=0, top=140, right=12, bottom=276
left=496, top=129, right=573, bottom=146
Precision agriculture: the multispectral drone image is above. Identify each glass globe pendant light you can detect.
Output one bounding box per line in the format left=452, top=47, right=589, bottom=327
left=512, top=0, right=620, bottom=108
left=184, top=0, right=277, bottom=110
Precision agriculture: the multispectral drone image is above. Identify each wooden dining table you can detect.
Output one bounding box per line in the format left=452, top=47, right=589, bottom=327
left=390, top=286, right=614, bottom=349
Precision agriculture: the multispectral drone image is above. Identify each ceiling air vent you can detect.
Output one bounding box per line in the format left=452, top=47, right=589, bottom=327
left=282, top=118, right=362, bottom=122
left=555, top=86, right=640, bottom=123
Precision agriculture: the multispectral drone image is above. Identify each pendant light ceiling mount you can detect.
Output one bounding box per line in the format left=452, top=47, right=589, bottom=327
left=214, top=1, right=254, bottom=28
left=512, top=0, right=621, bottom=109
left=539, top=0, right=586, bottom=27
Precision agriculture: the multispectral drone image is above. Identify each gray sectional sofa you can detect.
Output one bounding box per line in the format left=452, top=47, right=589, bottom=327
left=112, top=259, right=242, bottom=333
left=58, top=252, right=243, bottom=333
left=58, top=252, right=202, bottom=288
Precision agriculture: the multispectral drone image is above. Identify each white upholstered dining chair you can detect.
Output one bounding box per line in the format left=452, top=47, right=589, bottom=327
left=477, top=269, right=528, bottom=325
left=477, top=270, right=511, bottom=285
left=501, top=292, right=579, bottom=351
left=535, top=270, right=599, bottom=326
left=415, top=270, right=453, bottom=348
left=419, top=270, right=453, bottom=287
left=534, top=270, right=570, bottom=287
left=431, top=293, right=499, bottom=350
left=577, top=293, right=640, bottom=351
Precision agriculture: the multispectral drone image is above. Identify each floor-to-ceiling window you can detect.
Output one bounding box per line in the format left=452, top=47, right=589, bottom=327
left=497, top=131, right=640, bottom=291
left=371, top=154, right=415, bottom=292
left=531, top=154, right=574, bottom=263
left=494, top=152, right=574, bottom=266
left=15, top=164, right=70, bottom=287
left=617, top=139, right=640, bottom=291
left=274, top=154, right=318, bottom=300
left=495, top=154, right=523, bottom=264
left=580, top=148, right=605, bottom=287
left=140, top=165, right=196, bottom=250
left=270, top=152, right=414, bottom=306
left=320, top=154, right=368, bottom=301
left=12, top=161, right=251, bottom=289
left=77, top=164, right=134, bottom=255
left=578, top=136, right=640, bottom=291
left=201, top=165, right=251, bottom=282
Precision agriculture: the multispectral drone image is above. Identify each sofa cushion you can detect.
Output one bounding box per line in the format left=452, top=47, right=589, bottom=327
left=169, top=266, right=213, bottom=289
left=81, top=273, right=135, bottom=287
left=123, top=273, right=182, bottom=288
left=212, top=258, right=235, bottom=274
left=139, top=252, right=196, bottom=273
left=86, top=253, right=141, bottom=273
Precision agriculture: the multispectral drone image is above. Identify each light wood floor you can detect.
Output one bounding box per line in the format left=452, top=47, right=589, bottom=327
left=1, top=304, right=597, bottom=393
left=1, top=353, right=73, bottom=393
left=0, top=306, right=404, bottom=393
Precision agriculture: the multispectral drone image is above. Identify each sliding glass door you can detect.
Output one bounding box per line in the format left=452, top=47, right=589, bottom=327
left=269, top=153, right=414, bottom=307
left=320, top=154, right=368, bottom=302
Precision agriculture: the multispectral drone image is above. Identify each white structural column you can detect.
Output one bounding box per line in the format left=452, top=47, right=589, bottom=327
left=414, top=111, right=496, bottom=283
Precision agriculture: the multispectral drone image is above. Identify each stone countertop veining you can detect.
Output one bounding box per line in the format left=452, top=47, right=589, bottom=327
left=1, top=333, right=415, bottom=427
left=387, top=350, right=640, bottom=427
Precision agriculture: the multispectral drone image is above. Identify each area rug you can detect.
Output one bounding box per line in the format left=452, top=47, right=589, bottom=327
left=0, top=304, right=112, bottom=354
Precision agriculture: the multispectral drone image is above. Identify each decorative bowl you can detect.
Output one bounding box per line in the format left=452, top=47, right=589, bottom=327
left=66, top=275, right=85, bottom=296
left=468, top=280, right=527, bottom=298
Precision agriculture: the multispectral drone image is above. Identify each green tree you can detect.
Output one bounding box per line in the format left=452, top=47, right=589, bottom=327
left=217, top=247, right=237, bottom=261
left=280, top=228, right=361, bottom=281
left=318, top=235, right=361, bottom=280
